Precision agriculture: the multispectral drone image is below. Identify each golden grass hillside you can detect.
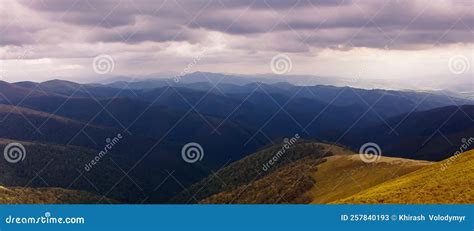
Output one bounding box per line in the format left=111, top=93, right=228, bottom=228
left=198, top=143, right=433, bottom=204
left=307, top=155, right=432, bottom=204
left=175, top=141, right=354, bottom=203
left=0, top=186, right=115, bottom=204
left=334, top=149, right=474, bottom=204
left=197, top=142, right=354, bottom=204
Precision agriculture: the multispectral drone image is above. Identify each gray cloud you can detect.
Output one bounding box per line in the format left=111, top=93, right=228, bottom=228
left=1, top=0, right=473, bottom=83
left=5, top=0, right=470, bottom=49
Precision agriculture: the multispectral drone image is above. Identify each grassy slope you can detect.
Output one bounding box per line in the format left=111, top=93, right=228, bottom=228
left=307, top=155, right=432, bottom=204
left=333, top=150, right=474, bottom=204
left=196, top=143, right=355, bottom=204
left=199, top=156, right=320, bottom=204
left=0, top=186, right=115, bottom=204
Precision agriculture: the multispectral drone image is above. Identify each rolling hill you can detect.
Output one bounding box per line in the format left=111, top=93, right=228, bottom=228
left=334, top=149, right=474, bottom=204
left=199, top=156, right=321, bottom=204
left=0, top=139, right=132, bottom=202
left=14, top=80, right=136, bottom=98
left=7, top=77, right=473, bottom=161
left=0, top=104, right=120, bottom=147
left=0, top=75, right=472, bottom=204
left=193, top=141, right=473, bottom=204
left=0, top=80, right=52, bottom=103
left=341, top=105, right=474, bottom=161
left=307, top=155, right=432, bottom=204
left=172, top=141, right=348, bottom=203
left=191, top=141, right=432, bottom=204
left=0, top=186, right=115, bottom=204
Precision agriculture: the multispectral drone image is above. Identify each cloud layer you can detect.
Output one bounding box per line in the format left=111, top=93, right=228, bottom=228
left=0, top=0, right=472, bottom=82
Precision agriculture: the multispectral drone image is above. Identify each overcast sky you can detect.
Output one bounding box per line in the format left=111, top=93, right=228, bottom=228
left=0, top=0, right=472, bottom=83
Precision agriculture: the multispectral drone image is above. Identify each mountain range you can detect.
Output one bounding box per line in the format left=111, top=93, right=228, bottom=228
left=0, top=72, right=472, bottom=204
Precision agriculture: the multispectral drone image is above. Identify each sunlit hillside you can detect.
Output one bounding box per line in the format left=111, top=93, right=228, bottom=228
left=187, top=142, right=353, bottom=204
left=196, top=142, right=431, bottom=204
left=334, top=150, right=474, bottom=204
left=308, top=155, right=432, bottom=204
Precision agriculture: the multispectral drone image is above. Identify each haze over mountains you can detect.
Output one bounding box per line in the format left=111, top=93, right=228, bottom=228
left=0, top=72, right=473, bottom=204
left=95, top=72, right=474, bottom=99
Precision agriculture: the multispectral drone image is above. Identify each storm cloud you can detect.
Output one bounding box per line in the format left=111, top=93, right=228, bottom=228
left=3, top=0, right=470, bottom=48
left=0, top=0, right=472, bottom=82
